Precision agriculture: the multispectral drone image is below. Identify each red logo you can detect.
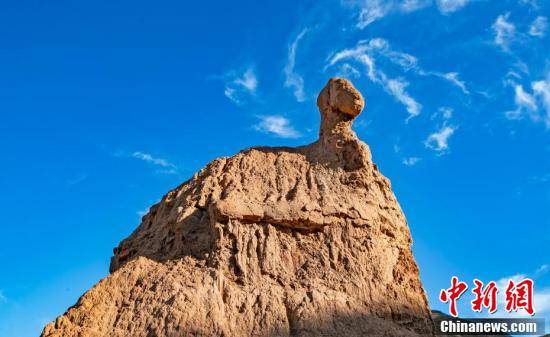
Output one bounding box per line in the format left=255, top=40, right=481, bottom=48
left=439, top=277, right=535, bottom=317
left=505, top=278, right=535, bottom=316
left=471, top=279, right=498, bottom=314
left=440, top=276, right=468, bottom=317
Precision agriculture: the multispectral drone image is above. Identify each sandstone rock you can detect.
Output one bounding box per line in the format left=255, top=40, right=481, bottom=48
left=42, top=78, right=434, bottom=337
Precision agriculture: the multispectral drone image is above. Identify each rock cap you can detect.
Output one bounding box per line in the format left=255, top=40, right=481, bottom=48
left=317, top=77, right=364, bottom=119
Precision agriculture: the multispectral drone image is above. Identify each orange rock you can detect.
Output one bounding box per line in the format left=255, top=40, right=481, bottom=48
left=42, top=78, right=433, bottom=337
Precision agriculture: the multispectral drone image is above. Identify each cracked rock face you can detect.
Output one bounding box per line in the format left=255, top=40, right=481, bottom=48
left=42, top=78, right=434, bottom=337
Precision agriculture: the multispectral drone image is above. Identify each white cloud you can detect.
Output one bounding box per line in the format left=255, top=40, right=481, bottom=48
left=440, top=72, right=470, bottom=94
left=132, top=152, right=175, bottom=168
left=529, top=16, right=548, bottom=37
left=492, top=269, right=550, bottom=320
left=400, top=0, right=431, bottom=12
left=402, top=157, right=421, bottom=166
left=506, top=73, right=550, bottom=128
left=424, top=125, right=457, bottom=152
left=532, top=76, right=550, bottom=128
left=335, top=63, right=361, bottom=79
left=386, top=77, right=422, bottom=119
left=371, top=38, right=419, bottom=71
left=327, top=39, right=422, bottom=120
left=224, top=67, right=258, bottom=105
left=328, top=38, right=417, bottom=72
left=492, top=13, right=515, bottom=51
left=357, top=0, right=388, bottom=29
left=234, top=68, right=257, bottom=92
left=355, top=0, right=431, bottom=29
left=515, top=85, right=538, bottom=111
left=254, top=115, right=300, bottom=138
left=436, top=0, right=469, bottom=14
left=438, top=107, right=453, bottom=120
left=284, top=29, right=308, bottom=102
left=132, top=151, right=178, bottom=174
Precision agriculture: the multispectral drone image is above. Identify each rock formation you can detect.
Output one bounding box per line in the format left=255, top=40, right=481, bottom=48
left=42, top=78, right=434, bottom=337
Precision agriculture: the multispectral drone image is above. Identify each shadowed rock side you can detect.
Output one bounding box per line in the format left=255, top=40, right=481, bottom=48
left=42, top=78, right=434, bottom=337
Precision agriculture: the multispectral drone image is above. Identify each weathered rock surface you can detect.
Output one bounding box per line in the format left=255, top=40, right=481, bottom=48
left=42, top=78, right=434, bottom=337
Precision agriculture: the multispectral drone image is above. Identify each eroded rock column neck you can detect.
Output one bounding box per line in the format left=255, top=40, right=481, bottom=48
left=316, top=77, right=365, bottom=142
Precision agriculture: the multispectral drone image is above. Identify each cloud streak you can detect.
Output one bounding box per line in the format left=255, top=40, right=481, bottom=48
left=356, top=0, right=388, bottom=29
left=424, top=125, right=457, bottom=153
left=327, top=39, right=422, bottom=120
left=529, top=16, right=548, bottom=37
left=132, top=151, right=178, bottom=174
left=284, top=29, right=308, bottom=102
left=224, top=67, right=258, bottom=105
left=353, top=0, right=468, bottom=28
left=254, top=115, right=300, bottom=138
left=402, top=157, right=421, bottom=166
left=532, top=76, right=550, bottom=128
left=492, top=13, right=515, bottom=51
left=439, top=72, right=470, bottom=94
left=506, top=72, right=550, bottom=128
left=436, top=0, right=470, bottom=14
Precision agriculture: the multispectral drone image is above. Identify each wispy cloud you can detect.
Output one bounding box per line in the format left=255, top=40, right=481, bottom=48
left=327, top=39, right=422, bottom=120
left=327, top=38, right=417, bottom=72
left=354, top=0, right=431, bottom=29
left=438, top=107, right=454, bottom=120
left=356, top=0, right=388, bottom=29
left=529, top=16, right=548, bottom=37
left=254, top=115, right=300, bottom=138
left=514, top=84, right=538, bottom=110
left=386, top=77, right=422, bottom=120
left=335, top=63, right=361, bottom=79
left=436, top=0, right=469, bottom=14
left=224, top=67, right=258, bottom=105
left=284, top=29, right=308, bottom=102
left=492, top=13, right=515, bottom=51
left=131, top=151, right=178, bottom=174
left=533, top=77, right=550, bottom=128
left=353, top=0, right=468, bottom=28
left=403, top=157, right=421, bottom=166
left=424, top=125, right=457, bottom=153
left=506, top=72, right=550, bottom=128
left=439, top=72, right=470, bottom=94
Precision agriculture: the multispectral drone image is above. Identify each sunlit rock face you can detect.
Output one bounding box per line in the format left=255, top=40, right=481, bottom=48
left=42, top=78, right=434, bottom=337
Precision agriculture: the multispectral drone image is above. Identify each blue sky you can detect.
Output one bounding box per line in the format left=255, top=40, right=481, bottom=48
left=0, top=0, right=549, bottom=336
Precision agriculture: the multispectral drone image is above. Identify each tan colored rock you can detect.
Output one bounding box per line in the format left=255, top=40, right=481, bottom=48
left=42, top=78, right=434, bottom=337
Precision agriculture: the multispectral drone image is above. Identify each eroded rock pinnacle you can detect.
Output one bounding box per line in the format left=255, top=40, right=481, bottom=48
left=42, top=78, right=433, bottom=337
